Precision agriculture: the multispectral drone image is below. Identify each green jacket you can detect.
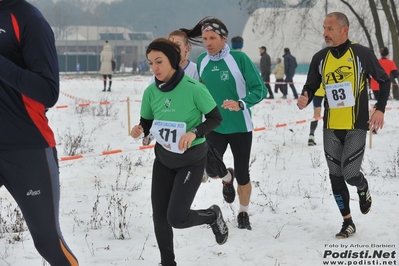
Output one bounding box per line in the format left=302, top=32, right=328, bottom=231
left=197, top=49, right=267, bottom=134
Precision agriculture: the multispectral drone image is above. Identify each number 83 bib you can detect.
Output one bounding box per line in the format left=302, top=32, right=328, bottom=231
left=325, top=82, right=355, bottom=108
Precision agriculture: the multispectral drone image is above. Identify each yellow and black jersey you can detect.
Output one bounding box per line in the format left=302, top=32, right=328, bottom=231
left=302, top=40, right=390, bottom=130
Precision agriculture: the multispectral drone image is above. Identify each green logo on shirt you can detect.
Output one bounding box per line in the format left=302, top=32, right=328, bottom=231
left=164, top=98, right=172, bottom=108
left=220, top=71, right=229, bottom=81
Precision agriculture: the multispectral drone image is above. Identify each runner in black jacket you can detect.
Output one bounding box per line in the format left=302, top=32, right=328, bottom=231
left=298, top=12, right=390, bottom=239
left=0, top=0, right=78, bottom=265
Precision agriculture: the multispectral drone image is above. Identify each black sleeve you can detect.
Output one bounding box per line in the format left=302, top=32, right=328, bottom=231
left=196, top=107, right=222, bottom=137
left=375, top=79, right=390, bottom=113
left=391, top=69, right=399, bottom=79
left=0, top=10, right=59, bottom=107
left=302, top=85, right=315, bottom=105
left=301, top=52, right=324, bottom=105
left=139, top=117, right=153, bottom=137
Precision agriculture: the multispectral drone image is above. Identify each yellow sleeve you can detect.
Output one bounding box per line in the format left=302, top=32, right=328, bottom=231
left=315, top=85, right=325, bottom=97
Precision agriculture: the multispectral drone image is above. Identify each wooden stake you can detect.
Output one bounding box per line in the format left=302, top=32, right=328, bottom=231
left=127, top=97, right=131, bottom=136
left=369, top=109, right=373, bottom=149
left=369, top=127, right=373, bottom=149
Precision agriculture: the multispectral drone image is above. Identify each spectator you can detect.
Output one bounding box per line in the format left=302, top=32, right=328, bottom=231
left=120, top=63, right=125, bottom=73
left=369, top=46, right=399, bottom=101
left=132, top=60, right=138, bottom=74
left=0, top=0, right=79, bottom=265
left=282, top=47, right=299, bottom=99
left=99, top=40, right=114, bottom=92
left=259, top=46, right=274, bottom=99
left=76, top=62, right=81, bottom=73
left=139, top=61, right=148, bottom=74
left=272, top=57, right=285, bottom=94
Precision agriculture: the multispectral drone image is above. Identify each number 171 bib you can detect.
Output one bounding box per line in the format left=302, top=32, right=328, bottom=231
left=150, top=120, right=187, bottom=154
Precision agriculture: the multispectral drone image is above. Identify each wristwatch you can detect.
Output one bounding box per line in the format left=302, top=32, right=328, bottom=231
left=190, top=128, right=198, bottom=138
left=238, top=100, right=245, bottom=110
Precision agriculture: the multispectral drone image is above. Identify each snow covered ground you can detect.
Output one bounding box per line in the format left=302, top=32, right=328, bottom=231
left=0, top=74, right=398, bottom=266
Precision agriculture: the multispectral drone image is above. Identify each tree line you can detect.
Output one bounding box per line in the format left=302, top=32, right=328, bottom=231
left=239, top=0, right=399, bottom=68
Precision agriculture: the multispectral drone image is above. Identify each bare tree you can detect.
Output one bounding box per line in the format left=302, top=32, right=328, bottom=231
left=340, top=0, right=374, bottom=49
left=239, top=0, right=318, bottom=37
left=389, top=0, right=399, bottom=31
left=51, top=3, right=74, bottom=40
left=239, top=0, right=398, bottom=66
left=238, top=0, right=327, bottom=60
left=367, top=0, right=384, bottom=48
left=380, top=0, right=399, bottom=68
left=43, top=1, right=84, bottom=40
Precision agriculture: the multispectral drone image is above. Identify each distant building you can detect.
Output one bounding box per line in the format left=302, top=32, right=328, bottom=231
left=54, top=26, right=153, bottom=72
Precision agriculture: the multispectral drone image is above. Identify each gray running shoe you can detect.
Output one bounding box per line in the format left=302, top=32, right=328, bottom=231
left=208, top=205, right=228, bottom=245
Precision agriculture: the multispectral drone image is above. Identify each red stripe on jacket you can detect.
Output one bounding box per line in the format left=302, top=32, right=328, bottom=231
left=11, top=13, right=20, bottom=43
left=22, top=95, right=56, bottom=147
left=12, top=12, right=55, bottom=147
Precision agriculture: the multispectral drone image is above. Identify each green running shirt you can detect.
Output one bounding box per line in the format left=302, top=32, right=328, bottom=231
left=197, top=50, right=267, bottom=134
left=140, top=75, right=217, bottom=147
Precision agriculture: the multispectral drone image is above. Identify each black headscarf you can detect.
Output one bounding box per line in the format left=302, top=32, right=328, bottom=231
left=146, top=40, right=184, bottom=92
left=146, top=41, right=180, bottom=70
left=201, top=22, right=228, bottom=38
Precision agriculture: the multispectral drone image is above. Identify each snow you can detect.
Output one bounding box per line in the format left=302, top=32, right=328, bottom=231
left=0, top=74, right=398, bottom=266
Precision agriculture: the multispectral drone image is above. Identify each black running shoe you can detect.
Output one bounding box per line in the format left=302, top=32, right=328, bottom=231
left=308, top=136, right=316, bottom=146
left=335, top=222, right=356, bottom=239
left=208, top=205, right=228, bottom=245
left=357, top=179, right=372, bottom=214
left=222, top=168, right=235, bottom=203
left=237, top=212, right=252, bottom=230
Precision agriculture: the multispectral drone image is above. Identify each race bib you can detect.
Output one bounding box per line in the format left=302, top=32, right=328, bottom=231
left=150, top=120, right=187, bottom=154
left=325, top=82, right=355, bottom=108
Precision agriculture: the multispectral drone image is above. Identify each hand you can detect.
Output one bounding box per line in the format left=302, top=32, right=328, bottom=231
left=131, top=125, right=144, bottom=140
left=221, top=99, right=239, bottom=111
left=368, top=110, right=384, bottom=131
left=178, top=132, right=196, bottom=151
left=297, top=91, right=308, bottom=109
